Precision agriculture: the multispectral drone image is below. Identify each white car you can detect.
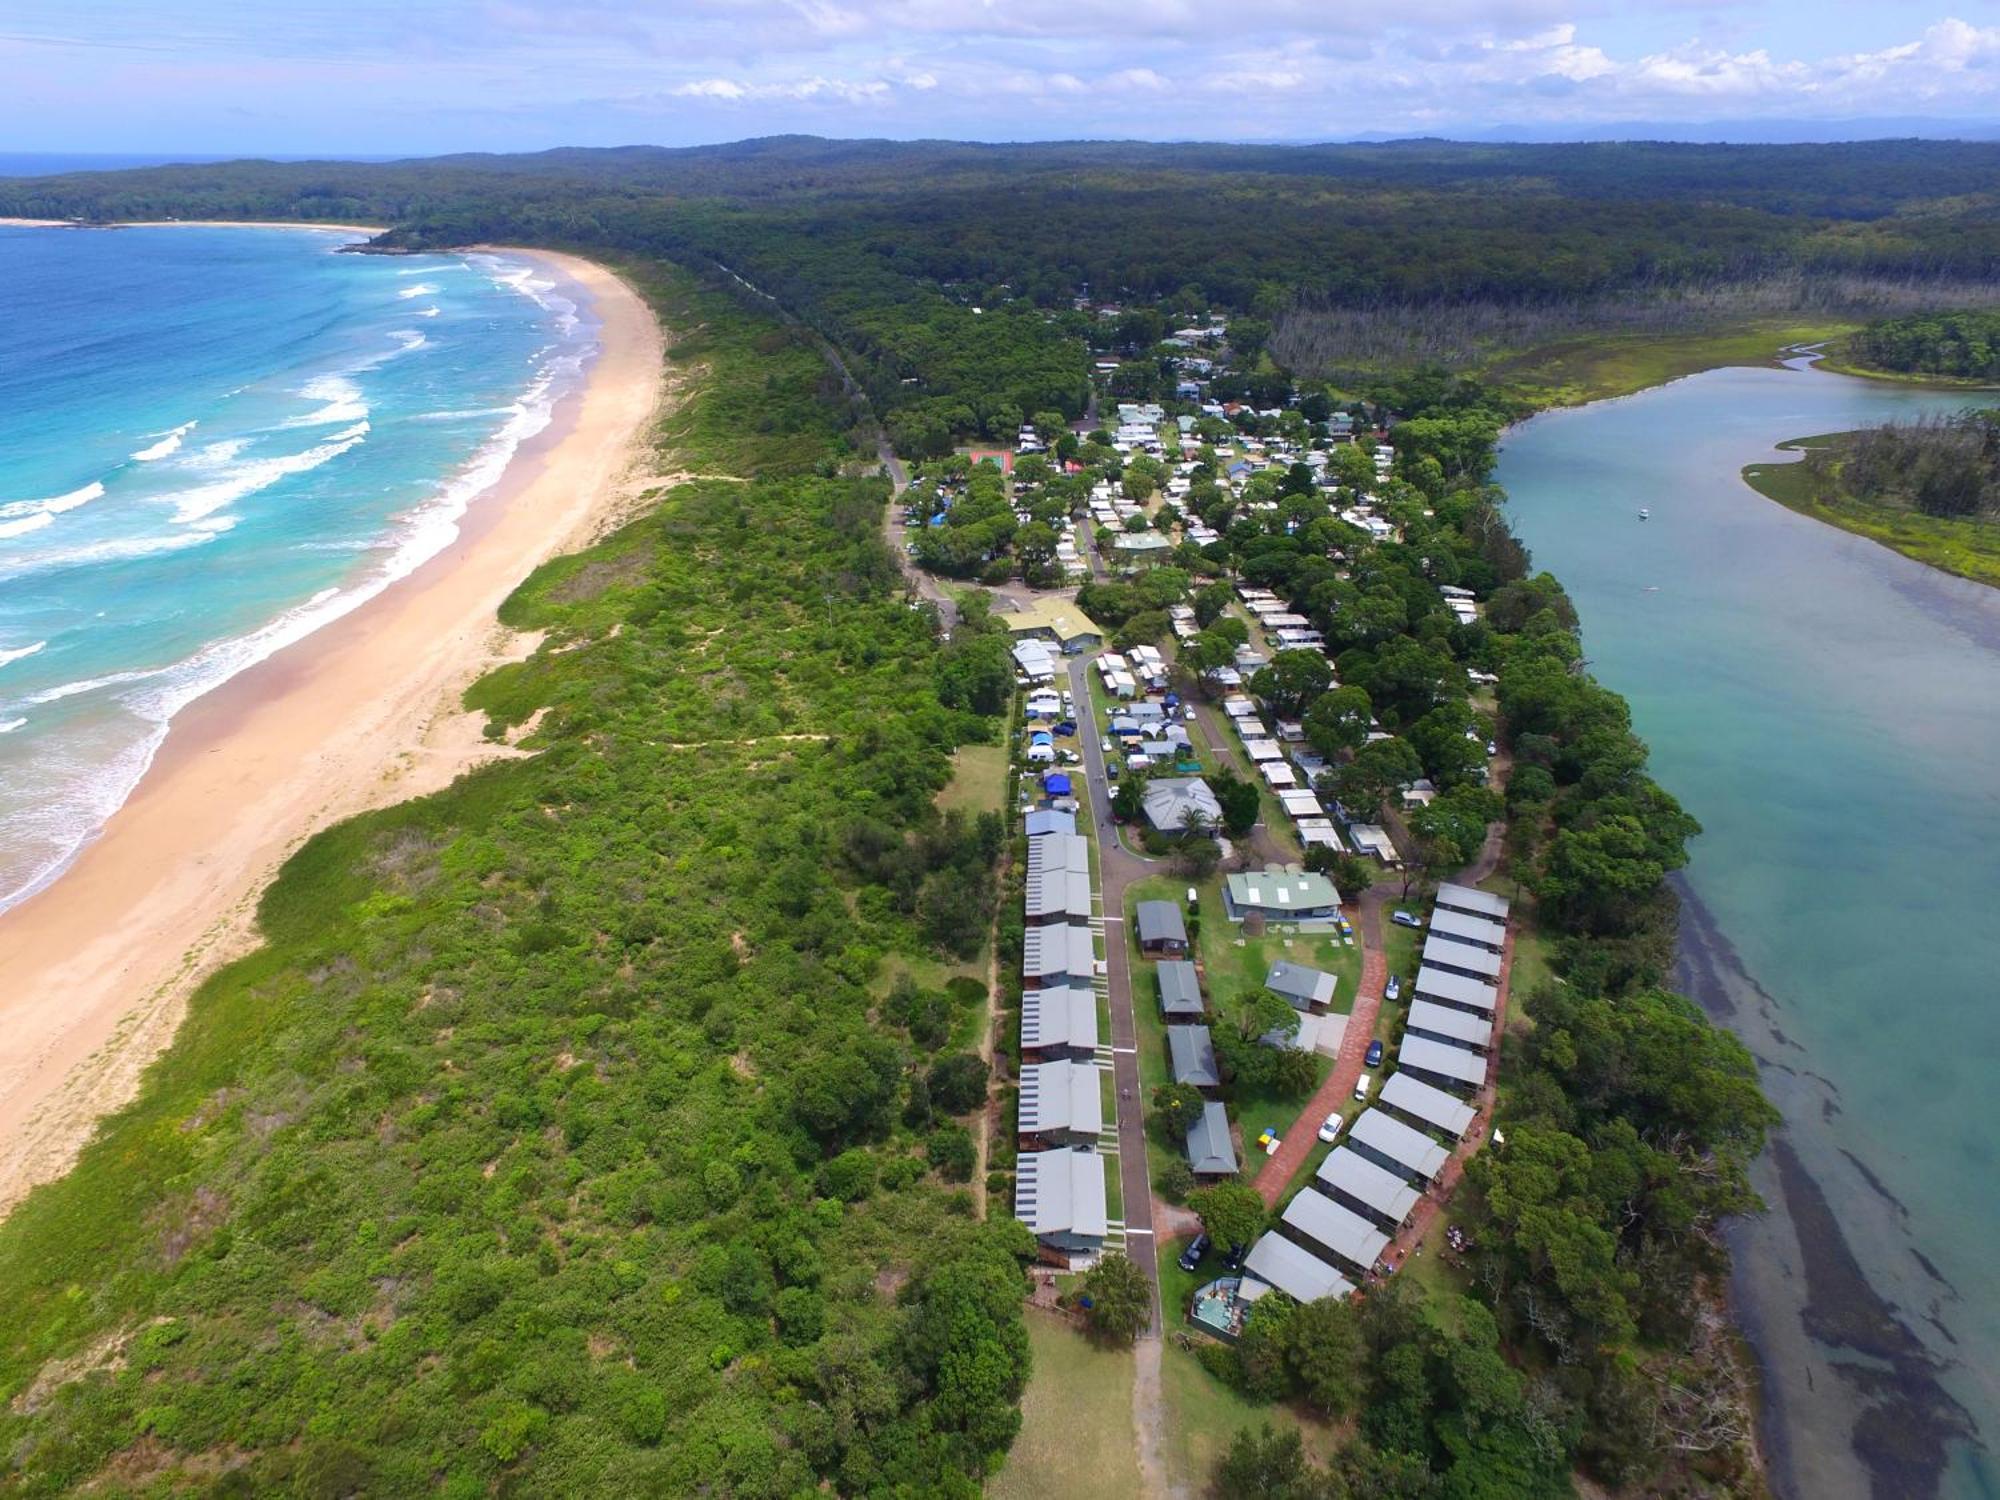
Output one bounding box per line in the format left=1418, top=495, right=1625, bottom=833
left=1316, top=1111, right=1343, bottom=1143
left=1353, top=1073, right=1373, bottom=1102
left=1101, top=737, right=1115, bottom=754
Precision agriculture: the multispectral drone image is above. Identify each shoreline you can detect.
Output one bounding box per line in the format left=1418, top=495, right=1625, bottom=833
left=0, top=247, right=665, bottom=1219
left=0, top=217, right=385, bottom=235
left=1741, top=432, right=2000, bottom=593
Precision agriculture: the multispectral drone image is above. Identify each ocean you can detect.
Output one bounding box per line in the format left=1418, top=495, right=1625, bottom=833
left=1495, top=362, right=2000, bottom=1500
left=0, top=224, right=591, bottom=914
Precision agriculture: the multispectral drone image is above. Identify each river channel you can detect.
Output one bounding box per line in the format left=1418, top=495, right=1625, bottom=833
left=1494, top=359, right=2000, bottom=1500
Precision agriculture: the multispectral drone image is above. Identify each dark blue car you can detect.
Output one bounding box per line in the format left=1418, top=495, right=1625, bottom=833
left=1365, top=1039, right=1385, bottom=1068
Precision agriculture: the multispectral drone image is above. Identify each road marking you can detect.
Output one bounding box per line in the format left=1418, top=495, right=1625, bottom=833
left=1113, top=1046, right=1138, bottom=1054
left=1122, top=1227, right=1154, bottom=1236
left=1100, top=914, right=1123, bottom=922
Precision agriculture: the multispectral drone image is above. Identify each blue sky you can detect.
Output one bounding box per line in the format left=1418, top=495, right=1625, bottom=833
left=4, top=2, right=2000, bottom=154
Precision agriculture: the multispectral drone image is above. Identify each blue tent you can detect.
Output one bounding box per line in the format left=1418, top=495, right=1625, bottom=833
left=1042, top=772, right=1074, bottom=796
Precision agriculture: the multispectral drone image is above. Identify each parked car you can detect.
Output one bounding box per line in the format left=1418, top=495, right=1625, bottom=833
left=1385, top=973, right=1402, bottom=1001
left=1365, top=1039, right=1385, bottom=1068
left=1177, top=1233, right=1210, bottom=1273
left=1391, top=909, right=1422, bottom=929
left=1316, top=1111, right=1343, bottom=1143
left=1221, top=1242, right=1248, bottom=1272
left=1053, top=719, right=1077, bottom=738
left=1101, top=736, right=1115, bottom=754
left=1353, top=1073, right=1373, bottom=1102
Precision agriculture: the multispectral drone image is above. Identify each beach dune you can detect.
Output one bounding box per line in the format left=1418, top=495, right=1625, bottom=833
left=0, top=251, right=663, bottom=1219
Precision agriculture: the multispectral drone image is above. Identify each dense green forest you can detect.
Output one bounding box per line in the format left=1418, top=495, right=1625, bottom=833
left=1844, top=309, right=2000, bottom=380
left=1819, top=411, right=2000, bottom=517
left=11, top=136, right=2000, bottom=427
left=0, top=264, right=1037, bottom=1497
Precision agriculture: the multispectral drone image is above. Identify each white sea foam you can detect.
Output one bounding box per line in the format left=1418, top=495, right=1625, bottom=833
left=0, top=528, right=220, bottom=586
left=284, top=374, right=368, bottom=428
left=0, top=480, right=107, bottom=522
left=0, top=640, right=47, bottom=670
left=397, top=283, right=439, bottom=299
left=131, top=421, right=198, bottom=462
left=160, top=421, right=370, bottom=525
left=0, top=718, right=25, bottom=735
left=476, top=255, right=582, bottom=336
left=0, top=278, right=594, bottom=916
left=417, top=306, right=440, bottom=318
left=0, top=511, right=55, bottom=540
left=22, top=664, right=168, bottom=706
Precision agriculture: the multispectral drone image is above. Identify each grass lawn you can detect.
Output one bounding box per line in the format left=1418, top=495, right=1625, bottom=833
left=1480, top=318, right=1863, bottom=409
left=937, top=741, right=1010, bottom=817
left=989, top=1313, right=1143, bottom=1500
left=1395, top=1211, right=1474, bottom=1336
left=1152, top=1240, right=1339, bottom=1490
left=1741, top=437, right=2000, bottom=591
left=1125, top=873, right=1335, bottom=1188
left=1200, top=909, right=1359, bottom=1016
left=1191, top=704, right=1304, bottom=863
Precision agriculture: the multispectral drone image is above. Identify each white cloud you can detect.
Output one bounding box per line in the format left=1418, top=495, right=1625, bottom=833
left=671, top=73, right=894, bottom=103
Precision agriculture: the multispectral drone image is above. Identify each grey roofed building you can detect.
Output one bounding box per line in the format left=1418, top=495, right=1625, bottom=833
left=1224, top=867, right=1341, bottom=922
left=1023, top=923, right=1097, bottom=985
left=1168, top=1024, right=1221, bottom=1088
left=1027, top=832, right=1090, bottom=877
left=1241, top=1232, right=1353, bottom=1304
left=1413, top=965, right=1499, bottom=1015
left=1406, top=999, right=1495, bottom=1051
left=1136, top=900, right=1189, bottom=952
left=1025, top=868, right=1094, bottom=922
left=1018, top=1059, right=1104, bottom=1140
left=1158, top=960, right=1205, bottom=1018
left=1020, top=985, right=1099, bottom=1057
left=1434, top=880, right=1511, bottom=922
left=1281, top=1188, right=1391, bottom=1274
left=1427, top=906, right=1507, bottom=954
left=1024, top=808, right=1077, bottom=839
left=1399, top=1035, right=1488, bottom=1091
left=1015, top=1148, right=1109, bottom=1251
left=1348, top=1107, right=1451, bottom=1182
left=1142, top=776, right=1224, bottom=834
left=1421, top=932, right=1503, bottom=981
left=1264, top=960, right=1337, bottom=1012
left=1380, top=1071, right=1477, bottom=1140
left=1312, top=1152, right=1424, bottom=1232
left=1316, top=1146, right=1420, bottom=1226
left=1185, top=1101, right=1239, bottom=1177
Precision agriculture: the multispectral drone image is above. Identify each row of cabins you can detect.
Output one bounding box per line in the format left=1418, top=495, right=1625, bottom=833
left=1234, top=1081, right=1481, bottom=1307
left=1228, top=882, right=1510, bottom=1311
left=1015, top=809, right=1111, bottom=1266
left=1399, top=881, right=1510, bottom=1089
left=1131, top=895, right=1245, bottom=1186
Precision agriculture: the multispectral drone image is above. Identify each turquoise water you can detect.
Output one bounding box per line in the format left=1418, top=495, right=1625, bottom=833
left=0, top=225, right=590, bottom=912
left=1496, top=362, right=2000, bottom=1500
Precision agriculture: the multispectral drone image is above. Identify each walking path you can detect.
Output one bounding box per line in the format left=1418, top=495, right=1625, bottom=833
left=1252, top=885, right=1390, bottom=1207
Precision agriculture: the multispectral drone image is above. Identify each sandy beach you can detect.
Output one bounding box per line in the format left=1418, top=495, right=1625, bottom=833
left=0, top=248, right=664, bottom=1219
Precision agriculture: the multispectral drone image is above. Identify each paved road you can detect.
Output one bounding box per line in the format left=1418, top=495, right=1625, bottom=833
left=1067, top=654, right=1164, bottom=1333
left=1252, top=885, right=1389, bottom=1207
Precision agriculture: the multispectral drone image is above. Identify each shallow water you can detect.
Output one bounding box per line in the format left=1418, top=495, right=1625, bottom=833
left=0, top=225, right=589, bottom=912
left=1495, top=361, right=2000, bottom=1500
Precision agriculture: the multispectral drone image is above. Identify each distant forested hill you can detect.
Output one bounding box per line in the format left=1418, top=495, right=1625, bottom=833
left=9, top=134, right=2000, bottom=426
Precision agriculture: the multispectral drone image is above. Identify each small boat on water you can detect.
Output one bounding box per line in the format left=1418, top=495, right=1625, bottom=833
left=1638, top=507, right=1651, bottom=520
